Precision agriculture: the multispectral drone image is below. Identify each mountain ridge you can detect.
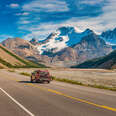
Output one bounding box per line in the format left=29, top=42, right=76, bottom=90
left=0, top=44, right=46, bottom=68
left=71, top=50, right=116, bottom=69
left=1, top=26, right=115, bottom=67
left=36, top=26, right=95, bottom=54
left=101, top=28, right=116, bottom=46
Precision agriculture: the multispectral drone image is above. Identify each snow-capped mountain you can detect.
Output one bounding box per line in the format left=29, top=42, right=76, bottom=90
left=101, top=28, right=116, bottom=45
left=37, top=26, right=94, bottom=54
left=1, top=26, right=113, bottom=67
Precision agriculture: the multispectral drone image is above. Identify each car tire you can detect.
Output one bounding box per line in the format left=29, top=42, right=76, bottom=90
left=47, top=81, right=50, bottom=83
left=31, top=79, right=34, bottom=83
left=31, top=76, right=34, bottom=83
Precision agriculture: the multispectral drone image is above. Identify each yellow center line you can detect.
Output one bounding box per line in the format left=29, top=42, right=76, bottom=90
left=26, top=83, right=116, bottom=112
left=3, top=76, right=116, bottom=112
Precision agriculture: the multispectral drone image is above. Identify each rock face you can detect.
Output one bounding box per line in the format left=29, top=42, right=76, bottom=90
left=72, top=50, right=116, bottom=69
left=0, top=44, right=43, bottom=68
left=73, top=33, right=112, bottom=63
left=44, top=33, right=112, bottom=66
left=1, top=38, right=51, bottom=64
left=101, top=28, right=116, bottom=46
left=2, top=38, right=36, bottom=57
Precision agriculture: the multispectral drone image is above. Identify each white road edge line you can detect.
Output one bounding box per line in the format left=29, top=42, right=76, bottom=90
left=0, top=88, right=35, bottom=116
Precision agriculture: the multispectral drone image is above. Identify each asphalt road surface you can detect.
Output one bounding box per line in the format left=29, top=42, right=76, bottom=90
left=0, top=70, right=116, bottom=116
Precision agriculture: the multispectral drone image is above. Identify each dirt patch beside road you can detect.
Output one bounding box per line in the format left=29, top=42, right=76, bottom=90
left=12, top=68, right=116, bottom=88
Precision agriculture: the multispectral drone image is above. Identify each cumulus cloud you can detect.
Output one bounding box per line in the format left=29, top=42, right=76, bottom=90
left=16, top=12, right=29, bottom=16
left=18, top=0, right=116, bottom=40
left=61, top=0, right=116, bottom=34
left=75, top=0, right=116, bottom=33
left=23, top=22, right=61, bottom=40
left=22, top=0, right=69, bottom=12
left=20, top=20, right=30, bottom=24
left=9, top=3, right=19, bottom=8
left=80, top=0, right=104, bottom=5
left=0, top=35, right=14, bottom=42
left=17, top=16, right=31, bottom=25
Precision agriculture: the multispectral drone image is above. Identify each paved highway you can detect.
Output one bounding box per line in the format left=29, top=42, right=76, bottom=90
left=0, top=70, right=116, bottom=116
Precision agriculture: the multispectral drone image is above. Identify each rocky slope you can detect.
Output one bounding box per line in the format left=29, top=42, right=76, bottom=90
left=101, top=28, right=116, bottom=48
left=44, top=33, right=112, bottom=67
left=2, top=37, right=37, bottom=58
left=0, top=44, right=44, bottom=68
left=2, top=38, right=50, bottom=62
left=72, top=50, right=116, bottom=69
left=73, top=33, right=112, bottom=62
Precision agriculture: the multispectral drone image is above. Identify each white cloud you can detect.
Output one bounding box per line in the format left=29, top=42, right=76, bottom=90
left=22, top=0, right=69, bottom=12
left=62, top=0, right=116, bottom=33
left=0, top=35, right=14, bottom=42
left=16, top=12, right=29, bottom=16
left=20, top=0, right=116, bottom=40
left=23, top=34, right=34, bottom=40
left=0, top=34, right=13, bottom=38
left=19, top=20, right=30, bottom=24
left=17, top=16, right=31, bottom=24
left=9, top=3, right=19, bottom=8
left=22, top=22, right=62, bottom=40
left=80, top=0, right=104, bottom=5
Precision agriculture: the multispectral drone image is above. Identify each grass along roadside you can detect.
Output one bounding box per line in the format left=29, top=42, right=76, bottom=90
left=19, top=72, right=116, bottom=91
left=19, top=72, right=31, bottom=77
left=8, top=69, right=15, bottom=72
left=52, top=76, right=83, bottom=85
left=53, top=77, right=116, bottom=91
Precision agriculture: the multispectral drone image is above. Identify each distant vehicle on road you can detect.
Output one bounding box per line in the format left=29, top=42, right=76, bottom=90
left=31, top=70, right=52, bottom=83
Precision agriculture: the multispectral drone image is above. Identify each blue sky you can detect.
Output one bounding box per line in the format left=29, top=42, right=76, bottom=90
left=0, top=0, right=116, bottom=41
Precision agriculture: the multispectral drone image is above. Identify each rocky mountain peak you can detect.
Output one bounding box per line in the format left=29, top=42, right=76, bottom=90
left=36, top=26, right=97, bottom=54
left=101, top=28, right=116, bottom=45
left=80, top=33, right=106, bottom=48
left=30, top=38, right=38, bottom=45
left=57, top=26, right=82, bottom=35
left=83, top=28, right=94, bottom=34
